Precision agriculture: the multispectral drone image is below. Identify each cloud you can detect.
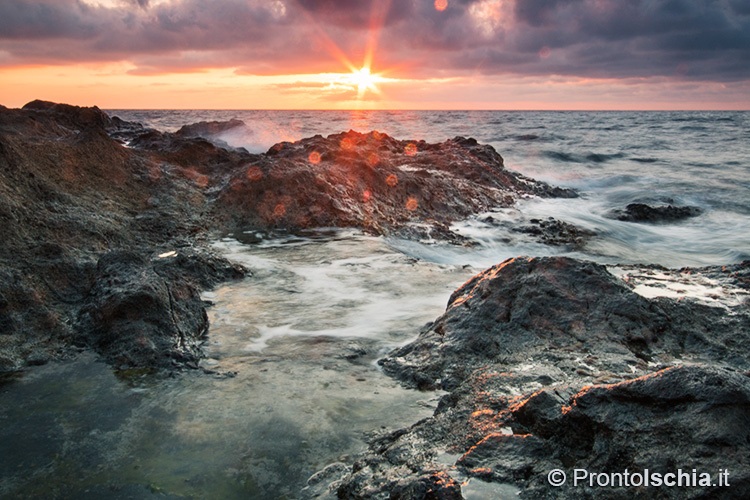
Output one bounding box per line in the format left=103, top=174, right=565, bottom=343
left=0, top=0, right=747, bottom=84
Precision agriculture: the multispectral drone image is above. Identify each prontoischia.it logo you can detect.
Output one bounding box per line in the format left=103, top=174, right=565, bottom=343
left=547, top=468, right=731, bottom=488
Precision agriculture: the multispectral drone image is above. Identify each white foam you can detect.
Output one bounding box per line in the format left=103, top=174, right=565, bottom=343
left=609, top=267, right=749, bottom=309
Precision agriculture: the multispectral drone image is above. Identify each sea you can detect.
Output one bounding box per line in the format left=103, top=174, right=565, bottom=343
left=1, top=110, right=748, bottom=500
left=110, top=109, right=750, bottom=267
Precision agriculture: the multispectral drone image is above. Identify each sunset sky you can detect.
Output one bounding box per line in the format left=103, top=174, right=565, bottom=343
left=1, top=0, right=748, bottom=110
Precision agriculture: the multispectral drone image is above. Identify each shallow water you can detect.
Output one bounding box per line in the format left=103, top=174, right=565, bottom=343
left=0, top=231, right=474, bottom=500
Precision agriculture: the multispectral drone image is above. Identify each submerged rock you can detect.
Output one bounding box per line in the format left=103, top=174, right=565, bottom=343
left=512, top=217, right=595, bottom=249
left=610, top=203, right=702, bottom=223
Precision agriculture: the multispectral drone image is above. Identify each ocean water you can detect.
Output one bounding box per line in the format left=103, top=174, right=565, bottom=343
left=110, top=109, right=750, bottom=267
left=2, top=110, right=748, bottom=500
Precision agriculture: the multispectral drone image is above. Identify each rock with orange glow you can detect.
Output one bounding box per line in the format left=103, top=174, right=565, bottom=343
left=380, top=256, right=748, bottom=391
left=214, top=130, right=575, bottom=238
left=111, top=114, right=578, bottom=243
left=457, top=365, right=750, bottom=498
left=330, top=257, right=749, bottom=499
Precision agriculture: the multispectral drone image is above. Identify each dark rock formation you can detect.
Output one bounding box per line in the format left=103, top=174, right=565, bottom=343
left=380, top=256, right=745, bottom=391
left=330, top=257, right=750, bottom=499
left=176, top=118, right=246, bottom=138
left=22, top=99, right=114, bottom=130
left=512, top=217, right=595, bottom=249
left=75, top=250, right=244, bottom=368
left=0, top=101, right=248, bottom=371
left=459, top=365, right=750, bottom=499
left=0, top=100, right=579, bottom=371
left=215, top=131, right=575, bottom=236
left=610, top=203, right=702, bottom=223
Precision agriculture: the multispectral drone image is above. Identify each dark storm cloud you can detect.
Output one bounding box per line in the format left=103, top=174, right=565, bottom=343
left=0, top=0, right=104, bottom=39
left=0, top=0, right=747, bottom=82
left=294, top=0, right=414, bottom=29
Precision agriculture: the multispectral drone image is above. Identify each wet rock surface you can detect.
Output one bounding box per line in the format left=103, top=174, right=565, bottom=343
left=512, top=217, right=595, bottom=249
left=0, top=101, right=248, bottom=371
left=325, top=257, right=750, bottom=499
left=215, top=131, right=575, bottom=237
left=0, top=100, right=576, bottom=371
left=75, top=250, right=244, bottom=368
left=175, top=118, right=246, bottom=139
left=610, top=203, right=702, bottom=223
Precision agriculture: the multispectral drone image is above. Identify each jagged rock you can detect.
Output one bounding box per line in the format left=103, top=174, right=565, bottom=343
left=380, top=256, right=717, bottom=390
left=610, top=203, right=702, bottom=223
left=513, top=217, right=595, bottom=249
left=459, top=365, right=750, bottom=499
left=21, top=99, right=113, bottom=130
left=215, top=130, right=575, bottom=236
left=0, top=102, right=247, bottom=370
left=75, top=251, right=209, bottom=368
left=332, top=258, right=750, bottom=499
left=176, top=118, right=246, bottom=138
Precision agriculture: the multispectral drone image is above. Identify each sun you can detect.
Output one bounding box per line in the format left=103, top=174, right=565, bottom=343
left=348, top=67, right=379, bottom=94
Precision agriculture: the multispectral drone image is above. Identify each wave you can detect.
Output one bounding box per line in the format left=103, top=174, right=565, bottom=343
left=515, top=134, right=541, bottom=141
left=542, top=150, right=625, bottom=164
left=586, top=152, right=625, bottom=163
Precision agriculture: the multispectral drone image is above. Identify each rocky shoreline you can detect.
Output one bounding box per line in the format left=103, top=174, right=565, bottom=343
left=308, top=257, right=750, bottom=499
left=2, top=101, right=748, bottom=499
left=0, top=100, right=573, bottom=372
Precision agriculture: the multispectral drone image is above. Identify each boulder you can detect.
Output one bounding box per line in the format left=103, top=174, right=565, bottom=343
left=215, top=130, right=576, bottom=237
left=460, top=365, right=750, bottom=499
left=176, top=118, right=246, bottom=138
left=75, top=251, right=208, bottom=368
left=332, top=258, right=750, bottom=499
left=610, top=203, right=702, bottom=223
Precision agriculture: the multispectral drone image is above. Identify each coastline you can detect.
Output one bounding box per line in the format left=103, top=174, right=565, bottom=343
left=1, top=100, right=748, bottom=499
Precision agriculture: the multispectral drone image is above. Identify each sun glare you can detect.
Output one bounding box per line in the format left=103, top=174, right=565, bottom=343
left=349, top=67, right=379, bottom=94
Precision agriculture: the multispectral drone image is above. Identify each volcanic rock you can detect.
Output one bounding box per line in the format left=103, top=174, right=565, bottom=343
left=512, top=217, right=595, bottom=249
left=459, top=365, right=750, bottom=499
left=380, top=256, right=747, bottom=391
left=610, top=203, right=702, bottom=223
left=0, top=101, right=247, bottom=371
left=215, top=131, right=575, bottom=236
left=329, top=257, right=750, bottom=499
left=176, top=118, right=246, bottom=138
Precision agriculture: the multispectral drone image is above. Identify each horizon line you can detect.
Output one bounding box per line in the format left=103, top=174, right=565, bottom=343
left=100, top=107, right=750, bottom=112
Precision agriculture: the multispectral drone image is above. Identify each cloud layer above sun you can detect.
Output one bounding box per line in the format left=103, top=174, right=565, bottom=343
left=0, top=0, right=748, bottom=109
